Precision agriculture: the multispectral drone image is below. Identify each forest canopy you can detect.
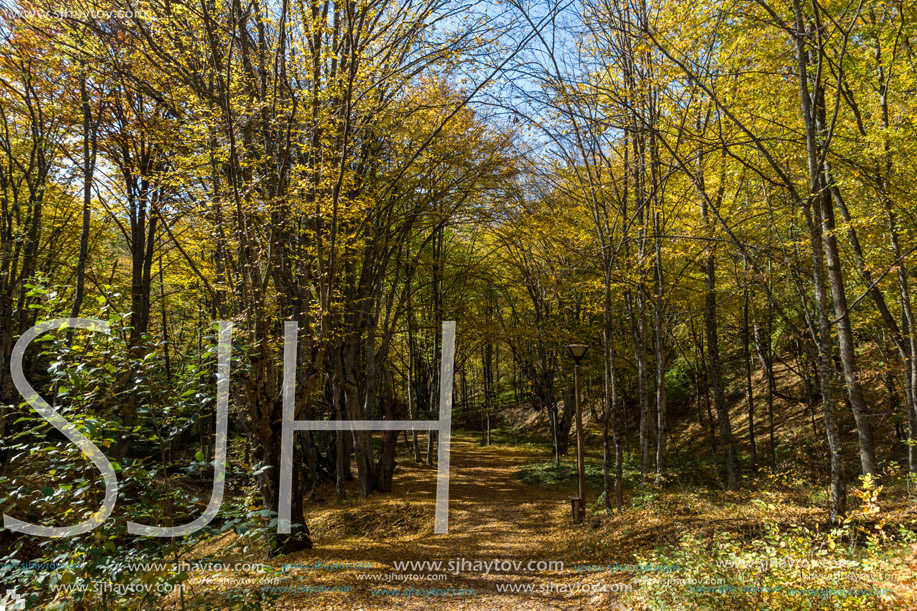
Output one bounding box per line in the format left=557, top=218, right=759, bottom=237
left=1, top=0, right=917, bottom=609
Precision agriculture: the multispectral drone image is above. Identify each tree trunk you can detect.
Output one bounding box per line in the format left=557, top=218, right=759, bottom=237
left=603, top=266, right=624, bottom=511
left=704, top=248, right=740, bottom=489
left=629, top=290, right=651, bottom=485
left=653, top=211, right=668, bottom=485
left=791, top=0, right=848, bottom=518
left=871, top=17, right=917, bottom=471
left=753, top=320, right=777, bottom=469
left=743, top=277, right=757, bottom=474
left=374, top=370, right=399, bottom=492
left=70, top=70, right=95, bottom=322
left=792, top=1, right=875, bottom=478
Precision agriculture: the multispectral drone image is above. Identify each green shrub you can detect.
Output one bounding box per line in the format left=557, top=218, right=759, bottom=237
left=622, top=487, right=911, bottom=611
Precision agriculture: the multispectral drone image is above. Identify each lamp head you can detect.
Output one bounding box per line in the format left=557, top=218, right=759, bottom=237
left=566, top=344, right=589, bottom=363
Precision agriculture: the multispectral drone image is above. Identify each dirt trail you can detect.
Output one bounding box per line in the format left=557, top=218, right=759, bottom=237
left=271, top=436, right=630, bottom=610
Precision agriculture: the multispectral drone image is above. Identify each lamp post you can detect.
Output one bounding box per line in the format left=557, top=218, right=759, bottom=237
left=567, top=343, right=589, bottom=524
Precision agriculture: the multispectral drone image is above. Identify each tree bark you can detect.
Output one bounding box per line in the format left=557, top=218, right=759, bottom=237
left=69, top=69, right=96, bottom=322
left=743, top=276, right=757, bottom=474
left=653, top=211, right=668, bottom=484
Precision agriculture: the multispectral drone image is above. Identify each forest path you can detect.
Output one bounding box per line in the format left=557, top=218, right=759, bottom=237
left=273, top=435, right=630, bottom=610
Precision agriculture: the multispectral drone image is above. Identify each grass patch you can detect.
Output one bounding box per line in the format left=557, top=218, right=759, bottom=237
left=514, top=457, right=641, bottom=491
left=484, top=425, right=553, bottom=449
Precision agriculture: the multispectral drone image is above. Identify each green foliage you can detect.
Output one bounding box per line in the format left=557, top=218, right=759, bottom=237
left=515, top=459, right=620, bottom=490
left=664, top=360, right=694, bottom=406
left=630, top=488, right=660, bottom=510
left=623, top=486, right=912, bottom=611
left=0, top=286, right=274, bottom=609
